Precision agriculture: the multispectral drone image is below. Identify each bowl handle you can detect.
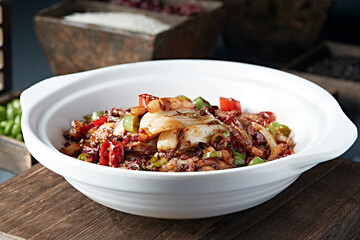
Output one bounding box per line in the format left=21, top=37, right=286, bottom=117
left=293, top=113, right=357, bottom=170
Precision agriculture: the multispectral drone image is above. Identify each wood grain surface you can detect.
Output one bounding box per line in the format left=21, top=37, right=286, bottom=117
left=0, top=159, right=359, bottom=240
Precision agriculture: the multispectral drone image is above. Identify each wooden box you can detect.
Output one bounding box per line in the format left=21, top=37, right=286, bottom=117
left=0, top=91, right=32, bottom=175
left=33, top=0, right=223, bottom=75
left=217, top=0, right=334, bottom=62
left=284, top=41, right=360, bottom=105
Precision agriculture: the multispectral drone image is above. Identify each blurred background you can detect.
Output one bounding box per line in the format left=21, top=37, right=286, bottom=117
left=12, top=0, right=360, bottom=90
left=0, top=0, right=359, bottom=181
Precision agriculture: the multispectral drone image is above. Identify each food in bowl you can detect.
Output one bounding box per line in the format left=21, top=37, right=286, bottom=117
left=60, top=94, right=294, bottom=171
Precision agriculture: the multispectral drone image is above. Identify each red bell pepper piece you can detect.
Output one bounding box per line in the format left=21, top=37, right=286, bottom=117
left=219, top=97, right=242, bottom=113
left=139, top=94, right=159, bottom=108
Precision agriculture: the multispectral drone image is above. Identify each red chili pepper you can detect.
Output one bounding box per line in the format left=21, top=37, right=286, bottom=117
left=93, top=116, right=108, bottom=127
left=109, top=141, right=124, bottom=168
left=99, top=141, right=124, bottom=167
left=139, top=94, right=159, bottom=108
left=99, top=142, right=110, bottom=166
left=79, top=116, right=108, bottom=133
left=259, top=111, right=276, bottom=126
left=79, top=123, right=94, bottom=133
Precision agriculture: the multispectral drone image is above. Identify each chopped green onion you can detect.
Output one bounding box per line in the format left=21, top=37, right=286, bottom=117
left=202, top=151, right=222, bottom=159
left=231, top=150, right=245, bottom=166
left=177, top=95, right=191, bottom=101
left=248, top=157, right=265, bottom=166
left=231, top=150, right=243, bottom=157
left=223, top=130, right=230, bottom=138
left=123, top=115, right=140, bottom=132
left=152, top=157, right=168, bottom=167
left=193, top=97, right=211, bottom=110
left=91, top=111, right=104, bottom=121
left=234, top=157, right=245, bottom=166
left=150, top=155, right=159, bottom=163
left=78, top=153, right=90, bottom=161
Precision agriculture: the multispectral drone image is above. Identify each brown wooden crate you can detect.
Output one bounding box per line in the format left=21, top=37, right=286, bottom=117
left=283, top=41, right=360, bottom=105
left=33, top=0, right=223, bottom=75
left=0, top=91, right=32, bottom=175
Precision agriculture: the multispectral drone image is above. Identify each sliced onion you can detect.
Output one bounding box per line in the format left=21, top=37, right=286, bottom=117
left=251, top=122, right=277, bottom=150
left=157, top=129, right=179, bottom=152
left=113, top=118, right=125, bottom=136
left=147, top=97, right=194, bottom=113
left=139, top=108, right=216, bottom=140
left=179, top=124, right=228, bottom=150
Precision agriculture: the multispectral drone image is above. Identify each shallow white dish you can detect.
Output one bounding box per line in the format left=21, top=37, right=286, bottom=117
left=21, top=60, right=357, bottom=219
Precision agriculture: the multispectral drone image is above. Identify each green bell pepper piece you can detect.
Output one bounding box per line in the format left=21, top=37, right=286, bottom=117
left=248, top=157, right=265, bottom=166
left=193, top=97, right=211, bottom=110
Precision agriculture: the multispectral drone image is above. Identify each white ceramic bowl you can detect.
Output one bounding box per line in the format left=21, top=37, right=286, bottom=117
left=21, top=60, right=357, bottom=219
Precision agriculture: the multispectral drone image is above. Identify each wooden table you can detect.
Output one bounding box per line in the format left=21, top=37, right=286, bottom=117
left=0, top=158, right=359, bottom=240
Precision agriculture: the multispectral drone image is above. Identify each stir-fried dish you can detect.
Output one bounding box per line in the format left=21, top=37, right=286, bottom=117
left=60, top=94, right=294, bottom=172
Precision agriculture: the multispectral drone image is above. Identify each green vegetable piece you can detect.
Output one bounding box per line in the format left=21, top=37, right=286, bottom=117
left=231, top=150, right=246, bottom=166
left=267, top=121, right=280, bottom=135
left=202, top=151, right=222, bottom=159
left=6, top=104, right=16, bottom=120
left=123, top=115, right=140, bottom=132
left=248, top=157, right=265, bottom=166
left=0, top=121, right=7, bottom=128
left=15, top=133, right=23, bottom=141
left=234, top=156, right=245, bottom=166
left=11, top=122, right=21, bottom=136
left=231, top=150, right=244, bottom=157
left=11, top=99, right=22, bottom=116
left=177, top=95, right=191, bottom=101
left=278, top=124, right=291, bottom=137
left=78, top=153, right=90, bottom=161
left=193, top=97, right=211, bottom=110
left=150, top=155, right=159, bottom=163
left=14, top=115, right=21, bottom=124
left=4, top=120, right=15, bottom=136
left=11, top=99, right=21, bottom=110
left=0, top=106, right=6, bottom=121
left=152, top=157, right=168, bottom=167
left=223, top=130, right=230, bottom=138
left=83, top=114, right=92, bottom=121
left=267, top=121, right=291, bottom=137
left=91, top=111, right=104, bottom=121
